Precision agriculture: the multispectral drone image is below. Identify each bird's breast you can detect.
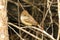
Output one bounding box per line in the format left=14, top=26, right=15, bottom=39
left=20, top=16, right=32, bottom=26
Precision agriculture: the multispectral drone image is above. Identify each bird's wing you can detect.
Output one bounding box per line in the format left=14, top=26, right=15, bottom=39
left=25, top=15, right=38, bottom=25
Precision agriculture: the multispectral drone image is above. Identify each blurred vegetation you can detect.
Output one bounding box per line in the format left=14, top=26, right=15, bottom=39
left=8, top=0, right=58, bottom=40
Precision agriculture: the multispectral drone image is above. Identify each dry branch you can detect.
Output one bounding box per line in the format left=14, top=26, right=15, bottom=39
left=8, top=22, right=56, bottom=40
left=8, top=22, right=42, bottom=40
left=57, top=0, right=60, bottom=40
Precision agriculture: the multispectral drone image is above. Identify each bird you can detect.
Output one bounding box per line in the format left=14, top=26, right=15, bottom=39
left=20, top=10, right=43, bottom=29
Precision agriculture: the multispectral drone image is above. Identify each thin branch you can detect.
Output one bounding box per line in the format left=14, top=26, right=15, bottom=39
left=8, top=22, right=56, bottom=40
left=8, top=12, right=17, bottom=21
left=31, top=27, right=56, bottom=40
left=22, top=0, right=44, bottom=14
left=57, top=0, right=60, bottom=40
left=53, top=20, right=58, bottom=26
left=18, top=0, right=24, bottom=10
left=8, top=25, right=24, bottom=40
left=8, top=22, right=42, bottom=40
left=40, top=0, right=53, bottom=25
left=47, top=0, right=54, bottom=36
left=8, top=0, right=18, bottom=6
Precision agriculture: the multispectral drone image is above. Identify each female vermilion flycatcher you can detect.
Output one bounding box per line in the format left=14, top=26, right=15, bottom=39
left=20, top=10, right=43, bottom=29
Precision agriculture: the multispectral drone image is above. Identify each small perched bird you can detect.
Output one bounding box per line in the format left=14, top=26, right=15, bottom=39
left=20, top=10, right=43, bottom=29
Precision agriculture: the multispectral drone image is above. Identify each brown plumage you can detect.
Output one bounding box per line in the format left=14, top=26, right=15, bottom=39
left=20, top=10, right=43, bottom=29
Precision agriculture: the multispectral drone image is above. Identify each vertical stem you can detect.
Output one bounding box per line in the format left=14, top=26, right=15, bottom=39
left=57, top=0, right=60, bottom=40
left=0, top=0, right=9, bottom=40
left=17, top=0, right=22, bottom=40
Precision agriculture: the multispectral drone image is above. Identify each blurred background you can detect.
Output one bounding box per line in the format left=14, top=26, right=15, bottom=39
left=8, top=0, right=58, bottom=40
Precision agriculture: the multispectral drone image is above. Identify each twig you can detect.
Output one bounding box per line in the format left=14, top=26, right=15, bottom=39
left=8, top=12, right=17, bottom=21
left=47, top=0, right=54, bottom=36
left=8, top=22, right=42, bottom=40
left=40, top=0, right=53, bottom=25
left=8, top=25, right=24, bottom=40
left=8, top=0, right=18, bottom=6
left=57, top=0, right=60, bottom=40
left=53, top=20, right=58, bottom=26
left=8, top=22, right=56, bottom=40
left=22, top=0, right=44, bottom=14
left=18, top=0, right=24, bottom=10
left=31, top=27, right=56, bottom=40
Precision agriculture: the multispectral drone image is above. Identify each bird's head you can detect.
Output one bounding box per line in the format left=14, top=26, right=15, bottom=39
left=21, top=10, right=29, bottom=17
